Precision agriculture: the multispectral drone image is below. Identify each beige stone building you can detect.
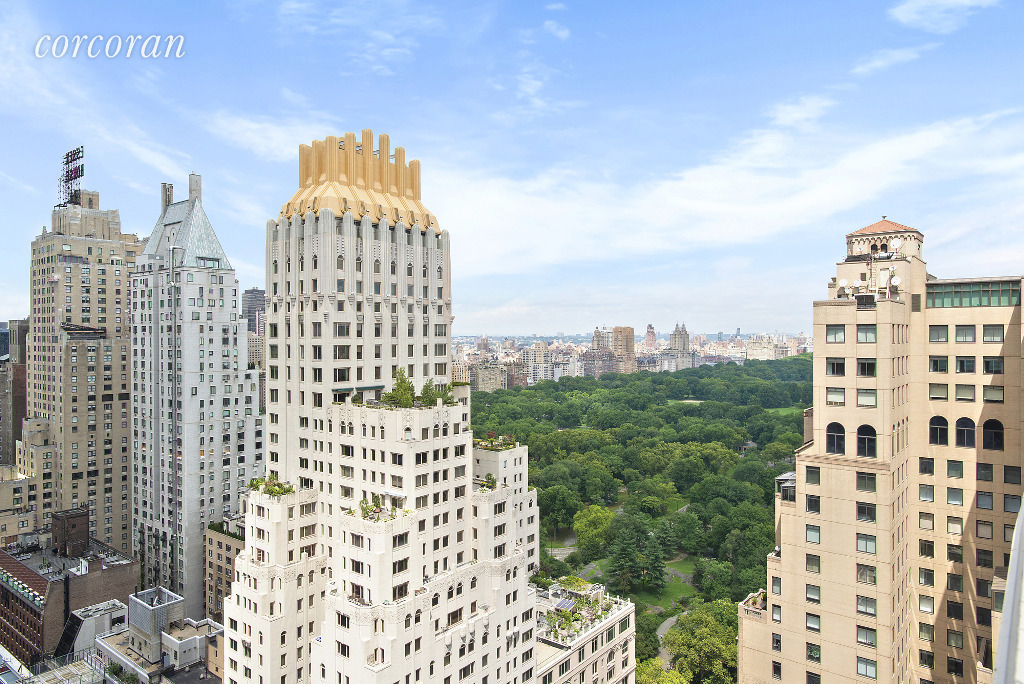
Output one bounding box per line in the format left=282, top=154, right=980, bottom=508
left=611, top=327, right=636, bottom=374
left=205, top=513, right=244, bottom=623
left=17, top=191, right=143, bottom=551
left=738, top=220, right=1019, bottom=684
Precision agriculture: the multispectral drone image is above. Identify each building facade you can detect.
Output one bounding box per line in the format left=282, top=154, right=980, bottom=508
left=221, top=131, right=632, bottom=684
left=205, top=513, right=244, bottom=624
left=738, top=220, right=1019, bottom=684
left=242, top=287, right=265, bottom=335
left=131, top=175, right=264, bottom=619
left=18, top=190, right=143, bottom=551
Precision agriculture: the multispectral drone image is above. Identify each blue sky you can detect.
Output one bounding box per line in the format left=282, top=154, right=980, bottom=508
left=0, top=0, right=1022, bottom=336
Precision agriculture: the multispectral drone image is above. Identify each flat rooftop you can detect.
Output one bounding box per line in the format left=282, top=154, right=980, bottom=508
left=0, top=540, right=136, bottom=603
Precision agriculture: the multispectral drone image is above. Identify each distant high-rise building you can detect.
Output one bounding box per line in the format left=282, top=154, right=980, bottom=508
left=611, top=325, right=637, bottom=373
left=131, top=174, right=263, bottom=619
left=643, top=323, right=657, bottom=351
left=476, top=335, right=490, bottom=352
left=592, top=326, right=612, bottom=350
left=470, top=361, right=504, bottom=392
left=17, top=188, right=143, bottom=551
left=0, top=319, right=28, bottom=465
left=737, top=219, right=1017, bottom=683
left=241, top=286, right=265, bottom=333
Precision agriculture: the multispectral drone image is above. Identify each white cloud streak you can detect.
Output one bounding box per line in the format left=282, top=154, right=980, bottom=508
left=768, top=95, right=835, bottom=127
left=542, top=20, right=570, bottom=40
left=888, top=0, right=999, bottom=34
left=851, top=43, right=939, bottom=75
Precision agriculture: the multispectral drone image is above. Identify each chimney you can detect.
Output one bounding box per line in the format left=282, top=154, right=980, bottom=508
left=188, top=174, right=201, bottom=205
left=161, top=183, right=173, bottom=213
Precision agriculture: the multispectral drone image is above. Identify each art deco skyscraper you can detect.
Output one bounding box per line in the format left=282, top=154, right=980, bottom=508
left=18, top=189, right=143, bottom=550
left=222, top=131, right=634, bottom=684
left=131, top=175, right=264, bottom=619
left=738, top=220, right=1019, bottom=684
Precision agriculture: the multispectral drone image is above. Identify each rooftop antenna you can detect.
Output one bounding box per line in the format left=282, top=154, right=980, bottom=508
left=882, top=215, right=887, bottom=220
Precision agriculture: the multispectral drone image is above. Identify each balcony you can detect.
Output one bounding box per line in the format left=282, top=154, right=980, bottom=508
left=738, top=590, right=767, bottom=623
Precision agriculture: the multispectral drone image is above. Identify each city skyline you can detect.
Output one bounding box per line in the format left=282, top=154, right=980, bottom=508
left=2, top=1, right=1023, bottom=335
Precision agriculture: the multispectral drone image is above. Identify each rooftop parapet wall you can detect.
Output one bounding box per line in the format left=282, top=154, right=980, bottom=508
left=280, top=130, right=438, bottom=232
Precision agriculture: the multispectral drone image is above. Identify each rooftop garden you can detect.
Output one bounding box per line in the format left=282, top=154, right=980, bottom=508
left=474, top=432, right=518, bottom=451
left=247, top=473, right=295, bottom=496
left=378, top=369, right=457, bottom=408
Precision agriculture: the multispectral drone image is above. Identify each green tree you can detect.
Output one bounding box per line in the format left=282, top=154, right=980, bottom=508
left=662, top=599, right=738, bottom=684
left=640, top=533, right=666, bottom=591
left=383, top=368, right=415, bottom=408
left=606, top=534, right=639, bottom=594
left=693, top=557, right=733, bottom=601
left=634, top=610, right=663, bottom=662
left=537, top=485, right=582, bottom=535
left=573, top=505, right=614, bottom=561
left=419, top=378, right=438, bottom=406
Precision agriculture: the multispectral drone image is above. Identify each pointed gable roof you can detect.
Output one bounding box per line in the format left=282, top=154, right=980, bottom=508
left=848, top=219, right=920, bottom=236
left=144, top=197, right=232, bottom=269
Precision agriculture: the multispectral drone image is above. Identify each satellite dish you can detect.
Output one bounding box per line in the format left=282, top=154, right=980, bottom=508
left=891, top=276, right=902, bottom=286
left=854, top=279, right=863, bottom=287
left=838, top=279, right=848, bottom=287
left=891, top=238, right=902, bottom=249
left=889, top=265, right=897, bottom=271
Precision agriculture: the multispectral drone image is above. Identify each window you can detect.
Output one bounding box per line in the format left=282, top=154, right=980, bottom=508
left=1006, top=494, right=1021, bottom=513
left=857, top=325, right=876, bottom=343
left=929, top=325, right=948, bottom=343
left=919, top=568, right=934, bottom=586
left=948, top=545, right=963, bottom=563
left=826, top=358, right=845, bottom=376
left=772, top=662, right=782, bottom=680
left=947, top=602, right=964, bottom=620
left=977, top=520, right=994, bottom=539
left=825, top=325, right=845, bottom=343
left=807, top=672, right=820, bottom=684
left=920, top=457, right=934, bottom=474
left=947, top=517, right=963, bottom=535
left=983, top=420, right=1004, bottom=450
left=806, top=554, right=820, bottom=573
left=920, top=650, right=934, bottom=669
left=805, top=613, right=820, bottom=632
left=857, top=657, right=877, bottom=679
left=806, top=466, right=820, bottom=485
left=1006, top=466, right=1021, bottom=484
left=857, top=596, right=876, bottom=616
left=984, top=356, right=1004, bottom=374
left=857, top=472, right=876, bottom=492
left=920, top=623, right=934, bottom=642
left=978, top=578, right=993, bottom=598
left=772, top=633, right=781, bottom=651
left=806, top=643, right=821, bottom=663
left=857, top=425, right=876, bottom=457
left=772, top=605, right=781, bottom=623
left=984, top=385, right=1005, bottom=403
left=806, top=495, right=820, bottom=514
left=928, top=417, right=947, bottom=445
left=929, top=356, right=948, bottom=373
left=929, top=383, right=948, bottom=400
left=919, top=512, right=934, bottom=530
left=826, top=422, right=845, bottom=453
left=920, top=595, right=935, bottom=614
left=955, top=418, right=975, bottom=448
left=772, top=576, right=782, bottom=595
left=983, top=324, right=1004, bottom=342
left=805, top=584, right=820, bottom=603
left=857, top=389, right=877, bottom=408
left=956, top=356, right=976, bottom=373
left=977, top=549, right=993, bottom=568
left=857, top=534, right=876, bottom=554
left=947, top=460, right=963, bottom=478
left=919, top=484, right=934, bottom=502
left=955, top=325, right=975, bottom=343
left=857, top=502, right=876, bottom=522
left=826, top=388, right=845, bottom=407
left=856, top=564, right=876, bottom=585
left=920, top=539, right=935, bottom=558
left=978, top=491, right=993, bottom=509
left=955, top=384, right=975, bottom=401
left=857, top=626, right=877, bottom=647
left=857, top=358, right=876, bottom=377
left=806, top=525, right=820, bottom=544
left=978, top=462, right=994, bottom=480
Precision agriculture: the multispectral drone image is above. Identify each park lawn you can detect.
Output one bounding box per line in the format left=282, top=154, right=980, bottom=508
left=631, top=576, right=697, bottom=609
left=666, top=557, right=695, bottom=575
left=666, top=496, right=687, bottom=513
left=766, top=406, right=802, bottom=415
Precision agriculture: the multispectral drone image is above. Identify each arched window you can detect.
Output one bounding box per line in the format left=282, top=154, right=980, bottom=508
left=857, top=425, right=876, bottom=458
left=391, top=261, right=397, bottom=275
left=433, top=424, right=440, bottom=438
left=442, top=423, right=449, bottom=436
left=374, top=259, right=381, bottom=274
left=299, top=256, right=304, bottom=271
left=272, top=260, right=278, bottom=274
left=880, top=243, right=888, bottom=252
left=929, top=417, right=948, bottom=445
left=415, top=609, right=422, bottom=623
left=447, top=585, right=454, bottom=599
left=431, top=594, right=439, bottom=607
left=336, top=255, right=344, bottom=270
left=456, top=582, right=463, bottom=595
left=423, top=264, right=428, bottom=278
left=871, top=244, right=879, bottom=253
left=355, top=257, right=362, bottom=272
left=404, top=614, right=412, bottom=628
left=407, top=263, right=414, bottom=276
left=470, top=576, right=477, bottom=589
left=825, top=422, right=845, bottom=454
left=437, top=266, right=443, bottom=279
left=955, top=418, right=975, bottom=448
left=404, top=427, right=412, bottom=441
left=983, top=419, right=1004, bottom=451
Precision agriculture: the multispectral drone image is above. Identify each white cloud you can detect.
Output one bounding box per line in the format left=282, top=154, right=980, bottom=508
left=542, top=20, right=570, bottom=40
left=888, top=0, right=998, bottom=34
left=851, top=43, right=939, bottom=75
left=202, top=111, right=338, bottom=162
left=545, top=3, right=567, bottom=9
left=768, top=95, right=836, bottom=127
left=0, top=171, right=37, bottom=194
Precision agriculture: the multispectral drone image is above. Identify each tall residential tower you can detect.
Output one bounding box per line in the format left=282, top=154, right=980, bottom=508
left=738, top=220, right=1020, bottom=684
